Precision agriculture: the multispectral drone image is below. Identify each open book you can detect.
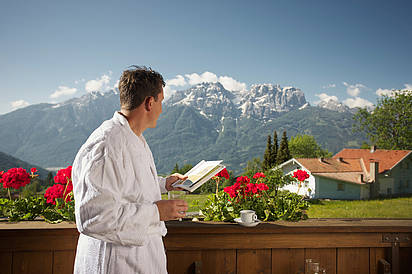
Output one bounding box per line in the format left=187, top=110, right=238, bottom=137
left=172, top=160, right=226, bottom=192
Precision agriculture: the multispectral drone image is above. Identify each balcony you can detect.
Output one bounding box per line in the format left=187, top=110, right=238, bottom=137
left=1, top=219, right=411, bottom=274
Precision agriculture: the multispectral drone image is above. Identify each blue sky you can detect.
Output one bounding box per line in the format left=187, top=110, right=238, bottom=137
left=1, top=0, right=411, bottom=114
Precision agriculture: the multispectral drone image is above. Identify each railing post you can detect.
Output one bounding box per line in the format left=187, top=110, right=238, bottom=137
left=382, top=233, right=411, bottom=274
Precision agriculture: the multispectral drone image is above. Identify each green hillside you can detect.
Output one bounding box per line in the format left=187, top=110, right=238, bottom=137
left=0, top=151, right=50, bottom=179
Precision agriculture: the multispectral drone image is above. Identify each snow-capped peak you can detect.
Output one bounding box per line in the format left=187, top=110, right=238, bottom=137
left=167, top=82, right=308, bottom=120
left=317, top=99, right=350, bottom=113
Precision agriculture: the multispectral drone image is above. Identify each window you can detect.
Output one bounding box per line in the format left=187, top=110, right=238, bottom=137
left=337, top=182, right=345, bottom=191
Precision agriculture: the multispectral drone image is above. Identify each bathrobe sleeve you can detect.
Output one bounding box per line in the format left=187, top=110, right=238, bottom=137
left=74, top=152, right=161, bottom=247
left=158, top=176, right=168, bottom=194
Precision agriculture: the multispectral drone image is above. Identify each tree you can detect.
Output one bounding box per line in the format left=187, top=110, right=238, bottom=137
left=170, top=163, right=193, bottom=175
left=265, top=168, right=294, bottom=196
left=289, top=134, right=332, bottom=158
left=276, top=131, right=291, bottom=164
left=180, top=164, right=193, bottom=174
left=262, top=135, right=272, bottom=171
left=171, top=163, right=180, bottom=174
left=21, top=179, right=41, bottom=198
left=270, top=130, right=278, bottom=167
left=360, top=142, right=370, bottom=149
left=353, top=90, right=412, bottom=150
left=243, top=157, right=262, bottom=178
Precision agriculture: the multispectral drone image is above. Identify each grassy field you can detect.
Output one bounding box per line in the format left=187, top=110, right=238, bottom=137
left=307, top=197, right=412, bottom=218
left=162, top=193, right=209, bottom=212
left=163, top=194, right=412, bottom=218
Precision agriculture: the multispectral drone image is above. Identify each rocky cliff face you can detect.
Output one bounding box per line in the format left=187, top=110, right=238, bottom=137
left=167, top=82, right=308, bottom=120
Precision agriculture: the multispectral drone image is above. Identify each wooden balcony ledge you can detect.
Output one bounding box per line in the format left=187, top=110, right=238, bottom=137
left=1, top=219, right=412, bottom=274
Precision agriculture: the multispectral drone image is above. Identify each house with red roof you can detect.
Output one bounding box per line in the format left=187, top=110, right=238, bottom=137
left=277, top=146, right=412, bottom=199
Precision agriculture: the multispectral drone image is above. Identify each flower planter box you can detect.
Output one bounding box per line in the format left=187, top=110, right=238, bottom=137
left=1, top=219, right=412, bottom=274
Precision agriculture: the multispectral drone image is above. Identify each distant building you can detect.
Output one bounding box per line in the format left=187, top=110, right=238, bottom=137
left=277, top=147, right=412, bottom=199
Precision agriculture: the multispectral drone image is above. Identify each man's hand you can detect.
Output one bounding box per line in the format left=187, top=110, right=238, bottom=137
left=155, top=199, right=188, bottom=221
left=165, top=173, right=188, bottom=191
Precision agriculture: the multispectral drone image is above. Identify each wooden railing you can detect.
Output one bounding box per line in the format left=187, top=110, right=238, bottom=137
left=1, top=219, right=411, bottom=274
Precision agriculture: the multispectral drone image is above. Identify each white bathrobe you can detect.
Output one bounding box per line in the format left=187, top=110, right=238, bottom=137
left=72, top=112, right=168, bottom=274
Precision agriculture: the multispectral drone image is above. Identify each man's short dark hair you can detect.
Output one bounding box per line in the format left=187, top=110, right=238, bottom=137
left=118, top=66, right=165, bottom=110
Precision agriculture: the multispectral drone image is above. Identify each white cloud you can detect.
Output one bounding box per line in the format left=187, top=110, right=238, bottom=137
left=376, top=88, right=394, bottom=97
left=375, top=83, right=412, bottom=97
left=322, top=83, right=336, bottom=89
left=166, top=75, right=186, bottom=87
left=163, top=71, right=248, bottom=98
left=164, top=75, right=186, bottom=100
left=85, top=74, right=111, bottom=93
left=50, top=86, right=77, bottom=99
left=343, top=97, right=373, bottom=108
left=403, top=83, right=412, bottom=90
left=185, top=71, right=218, bottom=85
left=343, top=82, right=367, bottom=97
left=181, top=72, right=247, bottom=92
left=10, top=100, right=30, bottom=110
left=218, top=76, right=247, bottom=92
left=113, top=80, right=120, bottom=90
left=163, top=85, right=176, bottom=101
left=315, top=93, right=339, bottom=103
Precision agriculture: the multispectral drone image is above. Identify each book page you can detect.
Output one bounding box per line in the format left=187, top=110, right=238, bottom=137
left=184, top=160, right=222, bottom=184
left=172, top=160, right=222, bottom=188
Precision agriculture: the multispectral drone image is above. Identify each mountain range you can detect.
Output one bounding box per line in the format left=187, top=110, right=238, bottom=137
left=0, top=82, right=367, bottom=174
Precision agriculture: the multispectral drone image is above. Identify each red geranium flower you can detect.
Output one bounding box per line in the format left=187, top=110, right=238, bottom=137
left=31, top=168, right=38, bottom=174
left=253, top=172, right=266, bottom=179
left=44, top=180, right=73, bottom=205
left=216, top=168, right=230, bottom=179
left=257, top=183, right=269, bottom=191
left=54, top=166, right=72, bottom=185
left=224, top=185, right=237, bottom=198
left=45, top=165, right=73, bottom=205
left=293, top=170, right=309, bottom=182
left=246, top=183, right=258, bottom=194
left=233, top=182, right=241, bottom=190
left=45, top=183, right=71, bottom=205
left=236, top=176, right=250, bottom=185
left=1, top=168, right=31, bottom=189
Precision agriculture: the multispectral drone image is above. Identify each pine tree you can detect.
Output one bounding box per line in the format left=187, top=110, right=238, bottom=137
left=171, top=163, right=179, bottom=174
left=270, top=130, right=278, bottom=167
left=46, top=172, right=54, bottom=187
left=262, top=135, right=272, bottom=171
left=276, top=131, right=291, bottom=164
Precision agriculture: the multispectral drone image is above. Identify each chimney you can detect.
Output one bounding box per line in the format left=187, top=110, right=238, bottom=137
left=338, top=157, right=343, bottom=162
left=318, top=157, right=324, bottom=163
left=369, top=160, right=379, bottom=182
left=370, top=145, right=377, bottom=153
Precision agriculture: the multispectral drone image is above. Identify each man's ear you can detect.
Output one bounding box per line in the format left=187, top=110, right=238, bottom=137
left=144, top=96, right=153, bottom=111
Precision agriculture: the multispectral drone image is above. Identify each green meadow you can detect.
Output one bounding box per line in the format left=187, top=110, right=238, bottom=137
left=163, top=194, right=412, bottom=219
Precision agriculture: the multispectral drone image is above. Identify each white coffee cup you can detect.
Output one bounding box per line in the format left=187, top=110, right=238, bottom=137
left=240, top=210, right=258, bottom=223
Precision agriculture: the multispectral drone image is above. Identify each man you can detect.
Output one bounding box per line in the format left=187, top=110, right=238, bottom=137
left=72, top=66, right=188, bottom=273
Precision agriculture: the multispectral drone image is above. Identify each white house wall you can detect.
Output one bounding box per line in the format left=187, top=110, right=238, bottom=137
left=279, top=166, right=316, bottom=198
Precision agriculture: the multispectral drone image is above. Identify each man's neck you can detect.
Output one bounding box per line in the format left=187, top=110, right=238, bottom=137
left=119, top=109, right=146, bottom=136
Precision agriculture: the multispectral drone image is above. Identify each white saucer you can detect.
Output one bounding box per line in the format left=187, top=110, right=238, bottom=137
left=234, top=218, right=261, bottom=227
